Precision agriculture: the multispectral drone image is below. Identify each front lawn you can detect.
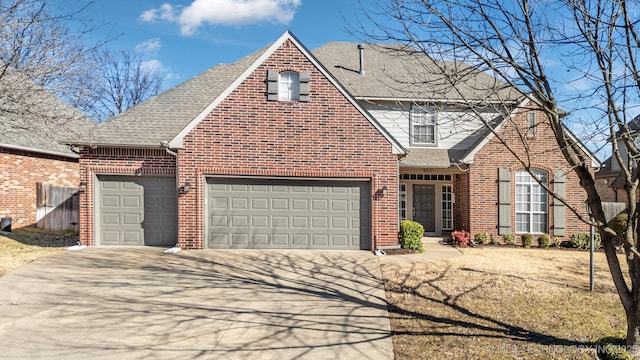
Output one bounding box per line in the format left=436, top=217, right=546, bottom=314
left=0, top=228, right=78, bottom=276
left=382, top=247, right=627, bottom=359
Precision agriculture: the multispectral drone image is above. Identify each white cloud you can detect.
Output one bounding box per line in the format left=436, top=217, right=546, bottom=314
left=140, top=0, right=302, bottom=36
left=141, top=59, right=163, bottom=73
left=135, top=38, right=162, bottom=56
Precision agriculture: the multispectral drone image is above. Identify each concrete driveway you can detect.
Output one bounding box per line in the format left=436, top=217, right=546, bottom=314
left=0, top=248, right=392, bottom=359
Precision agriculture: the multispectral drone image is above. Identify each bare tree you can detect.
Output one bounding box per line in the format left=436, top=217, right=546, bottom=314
left=83, top=49, right=162, bottom=121
left=357, top=0, right=640, bottom=347
left=0, top=0, right=98, bottom=126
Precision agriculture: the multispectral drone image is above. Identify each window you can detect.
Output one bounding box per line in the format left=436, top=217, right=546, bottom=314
left=399, top=184, right=407, bottom=220
left=411, top=105, right=437, bottom=145
left=442, top=185, right=453, bottom=230
left=527, top=111, right=537, bottom=138
left=279, top=71, right=300, bottom=101
left=516, top=169, right=548, bottom=233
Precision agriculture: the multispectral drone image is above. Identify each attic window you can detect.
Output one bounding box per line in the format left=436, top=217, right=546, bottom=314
left=279, top=71, right=300, bottom=100
left=267, top=70, right=310, bottom=102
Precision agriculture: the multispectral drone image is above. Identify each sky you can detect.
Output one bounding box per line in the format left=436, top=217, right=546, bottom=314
left=76, top=0, right=366, bottom=89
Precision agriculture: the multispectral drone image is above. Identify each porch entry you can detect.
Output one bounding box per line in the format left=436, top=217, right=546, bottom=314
left=413, top=184, right=436, bottom=232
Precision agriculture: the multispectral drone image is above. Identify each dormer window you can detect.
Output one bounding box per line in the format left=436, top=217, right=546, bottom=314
left=267, top=70, right=310, bottom=102
left=279, top=71, right=300, bottom=100
left=411, top=105, right=437, bottom=145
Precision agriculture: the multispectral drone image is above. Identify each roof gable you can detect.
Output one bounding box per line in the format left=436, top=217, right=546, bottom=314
left=168, top=31, right=405, bottom=155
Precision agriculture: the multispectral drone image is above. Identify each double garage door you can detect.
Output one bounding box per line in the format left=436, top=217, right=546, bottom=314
left=95, top=176, right=370, bottom=249
left=206, top=178, right=371, bottom=250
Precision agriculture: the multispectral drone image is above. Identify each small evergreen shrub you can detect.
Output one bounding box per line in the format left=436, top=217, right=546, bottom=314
left=474, top=232, right=489, bottom=245
left=451, top=230, right=471, bottom=247
left=502, top=233, right=516, bottom=245
left=538, top=234, right=550, bottom=249
left=489, top=235, right=499, bottom=245
left=521, top=233, right=533, bottom=248
left=399, top=220, right=425, bottom=252
left=570, top=232, right=601, bottom=250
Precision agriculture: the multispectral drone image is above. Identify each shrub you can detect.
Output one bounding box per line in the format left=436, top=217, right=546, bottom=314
left=489, top=235, right=499, bottom=245
left=474, top=232, right=489, bottom=245
left=399, top=220, right=425, bottom=252
left=521, top=233, right=533, bottom=248
left=570, top=232, right=601, bottom=250
left=597, top=333, right=634, bottom=360
left=538, top=234, right=550, bottom=249
left=502, top=233, right=516, bottom=245
left=609, top=213, right=628, bottom=237
left=451, top=230, right=471, bottom=248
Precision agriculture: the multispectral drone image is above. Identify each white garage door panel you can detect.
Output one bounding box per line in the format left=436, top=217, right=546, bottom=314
left=205, top=178, right=370, bottom=250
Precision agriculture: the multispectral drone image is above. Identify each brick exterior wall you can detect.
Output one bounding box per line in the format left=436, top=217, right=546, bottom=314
left=78, top=148, right=176, bottom=246
left=595, top=176, right=620, bottom=203
left=0, top=147, right=79, bottom=228
left=178, top=39, right=399, bottom=250
left=465, top=108, right=592, bottom=241
left=78, top=39, right=399, bottom=250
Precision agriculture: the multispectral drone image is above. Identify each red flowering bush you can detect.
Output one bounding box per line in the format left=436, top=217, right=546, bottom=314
left=451, top=230, right=471, bottom=248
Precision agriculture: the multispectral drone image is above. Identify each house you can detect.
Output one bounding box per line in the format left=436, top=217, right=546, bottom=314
left=73, top=31, right=599, bottom=250
left=595, top=116, right=640, bottom=204
left=73, top=31, right=403, bottom=250
left=313, top=42, right=600, bottom=240
left=0, top=74, right=91, bottom=230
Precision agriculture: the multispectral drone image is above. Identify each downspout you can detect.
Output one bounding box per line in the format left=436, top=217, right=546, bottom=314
left=161, top=141, right=180, bottom=250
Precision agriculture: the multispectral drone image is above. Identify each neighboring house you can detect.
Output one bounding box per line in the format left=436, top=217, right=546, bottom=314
left=72, top=31, right=599, bottom=250
left=72, top=31, right=403, bottom=250
left=313, top=42, right=600, bottom=240
left=0, top=74, right=92, bottom=230
left=595, top=116, right=640, bottom=203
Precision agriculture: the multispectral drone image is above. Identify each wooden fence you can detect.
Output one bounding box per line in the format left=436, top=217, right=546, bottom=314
left=602, top=202, right=626, bottom=222
left=36, top=183, right=79, bottom=231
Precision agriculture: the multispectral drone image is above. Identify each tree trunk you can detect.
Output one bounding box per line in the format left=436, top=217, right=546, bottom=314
left=626, top=307, right=640, bottom=350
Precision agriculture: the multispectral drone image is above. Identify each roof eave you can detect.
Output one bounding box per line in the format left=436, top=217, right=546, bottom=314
left=0, top=142, right=78, bottom=159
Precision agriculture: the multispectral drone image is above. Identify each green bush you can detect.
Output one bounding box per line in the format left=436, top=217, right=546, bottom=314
left=570, top=232, right=601, bottom=250
left=609, top=213, right=628, bottom=237
left=489, top=235, right=499, bottom=245
left=538, top=234, right=550, bottom=249
left=521, top=233, right=533, bottom=248
left=399, top=220, right=425, bottom=252
left=597, top=334, right=634, bottom=360
left=474, top=232, right=489, bottom=245
left=502, top=233, right=516, bottom=245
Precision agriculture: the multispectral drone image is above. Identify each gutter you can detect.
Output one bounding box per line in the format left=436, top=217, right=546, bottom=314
left=0, top=142, right=79, bottom=159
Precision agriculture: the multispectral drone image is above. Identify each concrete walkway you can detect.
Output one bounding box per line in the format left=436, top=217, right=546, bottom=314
left=378, top=237, right=463, bottom=264
left=0, top=248, right=393, bottom=360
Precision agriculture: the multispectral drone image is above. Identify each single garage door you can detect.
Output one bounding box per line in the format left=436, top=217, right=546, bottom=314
left=206, top=178, right=370, bottom=249
left=96, top=175, right=177, bottom=246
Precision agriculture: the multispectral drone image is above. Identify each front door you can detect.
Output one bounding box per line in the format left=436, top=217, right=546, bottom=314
left=413, top=184, right=435, bottom=233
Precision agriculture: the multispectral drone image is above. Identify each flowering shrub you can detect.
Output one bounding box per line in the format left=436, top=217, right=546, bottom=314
left=451, top=230, right=471, bottom=248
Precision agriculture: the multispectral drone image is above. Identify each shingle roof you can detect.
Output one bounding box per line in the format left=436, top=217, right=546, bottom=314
left=312, top=42, right=523, bottom=102
left=0, top=71, right=94, bottom=158
left=82, top=47, right=267, bottom=147
left=399, top=148, right=470, bottom=168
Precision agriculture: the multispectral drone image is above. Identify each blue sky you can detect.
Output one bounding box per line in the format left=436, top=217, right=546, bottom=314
left=77, top=0, right=365, bottom=89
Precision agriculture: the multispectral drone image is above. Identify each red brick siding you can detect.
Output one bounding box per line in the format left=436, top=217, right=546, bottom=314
left=178, top=39, right=399, bottom=249
left=467, top=109, right=591, bottom=240
left=0, top=147, right=78, bottom=228
left=78, top=148, right=176, bottom=246
left=595, top=176, right=619, bottom=203
left=453, top=172, right=469, bottom=231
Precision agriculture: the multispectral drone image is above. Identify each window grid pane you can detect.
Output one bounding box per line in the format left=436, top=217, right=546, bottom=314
left=412, top=106, right=436, bottom=144
left=515, top=169, right=548, bottom=233
left=278, top=72, right=300, bottom=100
left=442, top=185, right=453, bottom=230
left=399, top=184, right=407, bottom=220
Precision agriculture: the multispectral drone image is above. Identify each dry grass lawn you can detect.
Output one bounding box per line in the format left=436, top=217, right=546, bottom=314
left=0, top=228, right=78, bottom=276
left=382, top=246, right=628, bottom=359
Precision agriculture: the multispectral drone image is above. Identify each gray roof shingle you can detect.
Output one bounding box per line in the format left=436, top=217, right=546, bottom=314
left=312, top=42, right=522, bottom=103
left=82, top=47, right=267, bottom=147
left=0, top=71, right=94, bottom=158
